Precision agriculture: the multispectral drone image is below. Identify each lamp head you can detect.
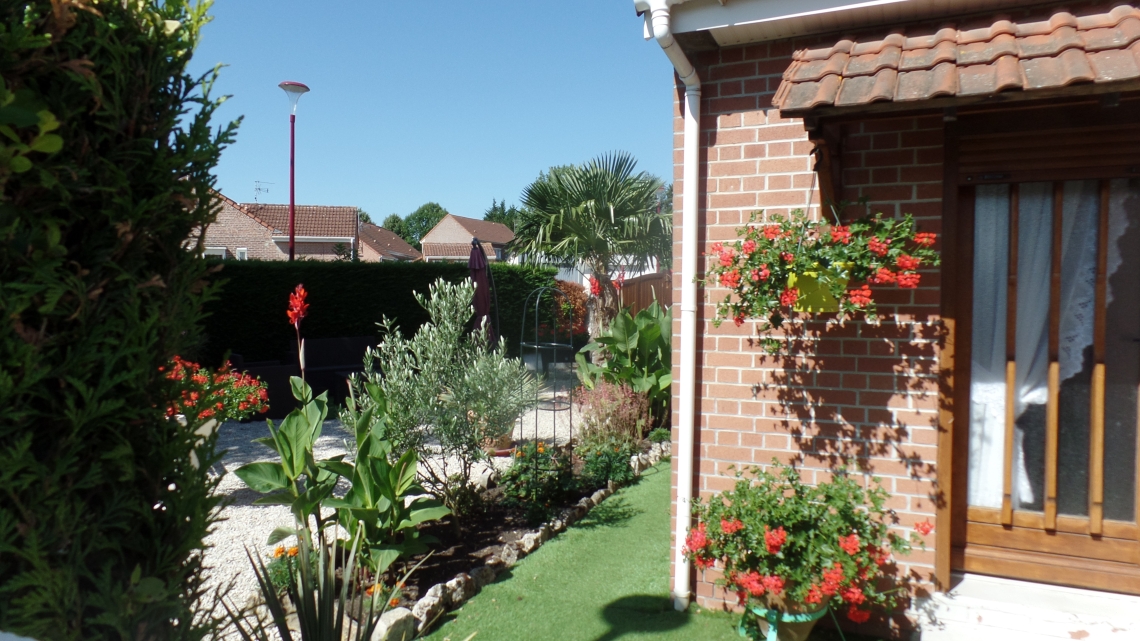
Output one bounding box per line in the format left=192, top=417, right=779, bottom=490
left=278, top=81, right=310, bottom=114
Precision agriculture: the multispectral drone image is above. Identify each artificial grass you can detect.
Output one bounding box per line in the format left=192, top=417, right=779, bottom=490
left=423, top=463, right=741, bottom=641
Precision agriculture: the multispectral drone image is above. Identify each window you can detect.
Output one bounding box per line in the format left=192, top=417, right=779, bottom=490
left=203, top=247, right=227, bottom=259
left=236, top=247, right=248, bottom=261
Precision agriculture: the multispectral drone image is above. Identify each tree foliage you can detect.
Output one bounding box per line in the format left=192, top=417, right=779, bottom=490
left=483, top=198, right=521, bottom=231
left=403, top=202, right=447, bottom=249
left=380, top=213, right=410, bottom=244
left=0, top=1, right=237, bottom=639
left=356, top=208, right=373, bottom=225
left=511, top=152, right=669, bottom=331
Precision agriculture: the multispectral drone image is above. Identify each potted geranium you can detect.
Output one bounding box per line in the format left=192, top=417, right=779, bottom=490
left=706, top=210, right=939, bottom=331
left=684, top=461, right=924, bottom=641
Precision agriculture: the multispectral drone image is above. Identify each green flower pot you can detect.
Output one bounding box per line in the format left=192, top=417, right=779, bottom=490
left=787, top=271, right=844, bottom=313
left=741, top=604, right=828, bottom=641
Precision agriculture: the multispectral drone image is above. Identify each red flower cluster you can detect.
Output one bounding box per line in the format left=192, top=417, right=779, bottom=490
left=779, top=251, right=794, bottom=263
left=914, top=519, right=935, bottom=536
left=869, top=267, right=896, bottom=284
left=838, top=533, right=861, bottom=555
left=895, top=254, right=921, bottom=271
left=763, top=525, right=787, bottom=554
left=287, top=284, right=309, bottom=328
left=750, top=265, right=770, bottom=282
left=829, top=225, right=852, bottom=244
left=732, top=571, right=786, bottom=597
left=163, top=357, right=268, bottom=423
left=720, top=270, right=742, bottom=289
left=847, top=606, right=871, bottom=624
left=779, top=287, right=798, bottom=307
left=721, top=518, right=744, bottom=535
left=741, top=239, right=757, bottom=255
left=719, top=248, right=736, bottom=267
left=867, top=237, right=891, bottom=256
left=589, top=276, right=602, bottom=297
left=897, top=272, right=921, bottom=288
left=847, top=285, right=872, bottom=308
left=684, top=522, right=708, bottom=554
left=763, top=226, right=781, bottom=241
left=914, top=232, right=937, bottom=247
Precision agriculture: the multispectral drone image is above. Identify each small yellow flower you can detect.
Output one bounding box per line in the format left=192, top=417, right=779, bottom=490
left=273, top=545, right=286, bottom=558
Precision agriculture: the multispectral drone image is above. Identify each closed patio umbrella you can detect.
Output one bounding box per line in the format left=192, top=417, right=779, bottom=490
left=468, top=237, right=497, bottom=342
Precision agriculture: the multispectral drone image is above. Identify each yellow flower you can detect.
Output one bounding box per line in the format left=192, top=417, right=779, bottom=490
left=273, top=545, right=285, bottom=558
left=287, top=546, right=299, bottom=557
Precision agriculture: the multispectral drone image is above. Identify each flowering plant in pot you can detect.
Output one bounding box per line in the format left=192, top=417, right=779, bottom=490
left=684, top=461, right=924, bottom=641
left=705, top=210, right=939, bottom=331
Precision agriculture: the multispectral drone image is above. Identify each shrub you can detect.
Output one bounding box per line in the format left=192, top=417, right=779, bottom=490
left=648, top=427, right=671, bottom=444
left=577, top=438, right=638, bottom=490
left=0, top=2, right=237, bottom=638
left=576, top=302, right=671, bottom=429
left=498, top=441, right=576, bottom=524
left=346, top=278, right=538, bottom=521
left=199, top=261, right=556, bottom=363
left=575, top=380, right=649, bottom=446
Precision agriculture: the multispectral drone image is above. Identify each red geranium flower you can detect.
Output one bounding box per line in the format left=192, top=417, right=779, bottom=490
left=742, top=239, right=757, bottom=256
left=763, top=226, right=781, bottom=241
left=847, top=607, right=871, bottom=624
left=721, top=518, right=744, bottom=535
left=869, top=267, right=896, bottom=284
left=868, top=237, right=891, bottom=256
left=761, top=575, right=785, bottom=595
left=763, top=525, right=787, bottom=554
left=780, top=251, right=794, bottom=263
left=896, top=254, right=921, bottom=271
left=838, top=533, right=861, bottom=555
left=830, top=225, right=851, bottom=244
left=847, top=285, right=872, bottom=308
left=897, top=272, right=921, bottom=288
left=779, top=288, right=798, bottom=307
left=914, top=519, right=935, bottom=536
left=750, top=265, right=770, bottom=282
left=719, top=270, right=742, bottom=289
left=719, top=249, right=737, bottom=267
left=842, top=586, right=866, bottom=605
left=684, top=523, right=708, bottom=553
left=734, top=314, right=745, bottom=327
left=914, top=232, right=937, bottom=247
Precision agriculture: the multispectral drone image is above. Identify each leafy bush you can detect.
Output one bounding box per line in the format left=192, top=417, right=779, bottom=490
left=498, top=441, right=576, bottom=524
left=648, top=427, right=671, bottom=444
left=200, top=261, right=556, bottom=363
left=578, top=438, right=639, bottom=490
left=346, top=278, right=538, bottom=520
left=0, top=2, right=237, bottom=638
left=684, top=461, right=921, bottom=635
left=575, top=380, right=650, bottom=446
left=576, top=302, right=671, bottom=428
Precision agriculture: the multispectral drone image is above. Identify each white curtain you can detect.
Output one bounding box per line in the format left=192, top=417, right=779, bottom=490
left=968, top=181, right=1129, bottom=511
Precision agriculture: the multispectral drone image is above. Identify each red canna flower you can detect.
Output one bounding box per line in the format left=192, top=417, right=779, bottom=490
left=287, top=284, right=309, bottom=328
left=589, top=276, right=601, bottom=297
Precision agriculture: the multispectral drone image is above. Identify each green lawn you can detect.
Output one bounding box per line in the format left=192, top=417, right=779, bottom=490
left=423, top=463, right=742, bottom=641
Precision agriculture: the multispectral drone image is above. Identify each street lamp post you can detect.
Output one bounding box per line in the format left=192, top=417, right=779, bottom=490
left=279, top=81, right=310, bottom=261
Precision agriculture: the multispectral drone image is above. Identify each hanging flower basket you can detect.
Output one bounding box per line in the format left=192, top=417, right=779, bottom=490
left=706, top=211, right=939, bottom=330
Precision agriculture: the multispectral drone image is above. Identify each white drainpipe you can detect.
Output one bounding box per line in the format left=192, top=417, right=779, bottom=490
left=635, top=0, right=700, bottom=612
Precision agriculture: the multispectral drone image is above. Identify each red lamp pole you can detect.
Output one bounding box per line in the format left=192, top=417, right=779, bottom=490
left=278, top=81, right=310, bottom=262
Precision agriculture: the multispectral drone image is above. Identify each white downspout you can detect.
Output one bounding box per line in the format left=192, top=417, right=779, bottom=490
left=636, top=0, right=700, bottom=612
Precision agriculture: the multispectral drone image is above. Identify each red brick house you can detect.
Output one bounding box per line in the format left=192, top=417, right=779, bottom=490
left=635, top=0, right=1140, bottom=637
left=201, top=195, right=359, bottom=260
left=420, top=214, right=514, bottom=262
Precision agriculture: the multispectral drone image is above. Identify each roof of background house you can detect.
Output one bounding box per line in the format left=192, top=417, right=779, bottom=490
left=240, top=203, right=358, bottom=237
left=446, top=214, right=515, bottom=245
left=212, top=191, right=275, bottom=231
left=774, top=4, right=1140, bottom=114
left=359, top=223, right=422, bottom=260
left=421, top=242, right=497, bottom=260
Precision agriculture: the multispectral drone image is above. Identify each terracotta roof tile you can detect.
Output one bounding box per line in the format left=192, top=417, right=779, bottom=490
left=447, top=215, right=515, bottom=245
left=359, top=223, right=421, bottom=261
left=240, top=203, right=358, bottom=238
left=774, top=4, right=1140, bottom=114
left=421, top=242, right=497, bottom=260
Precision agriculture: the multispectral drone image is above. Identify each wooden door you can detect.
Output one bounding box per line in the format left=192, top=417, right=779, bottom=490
left=954, top=175, right=1140, bottom=593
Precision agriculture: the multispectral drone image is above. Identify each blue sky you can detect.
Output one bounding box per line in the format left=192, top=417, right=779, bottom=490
left=189, top=1, right=676, bottom=221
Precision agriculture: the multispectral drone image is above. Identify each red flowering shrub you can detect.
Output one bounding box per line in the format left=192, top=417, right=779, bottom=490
left=684, top=461, right=921, bottom=632
left=705, top=211, right=940, bottom=330
left=162, top=356, right=268, bottom=423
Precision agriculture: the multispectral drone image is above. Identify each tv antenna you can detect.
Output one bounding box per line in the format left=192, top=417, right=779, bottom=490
left=254, top=181, right=274, bottom=203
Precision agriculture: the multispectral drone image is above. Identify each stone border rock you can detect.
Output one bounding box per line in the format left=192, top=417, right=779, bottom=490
left=400, top=441, right=670, bottom=638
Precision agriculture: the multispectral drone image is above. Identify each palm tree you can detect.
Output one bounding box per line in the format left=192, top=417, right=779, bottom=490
left=512, top=152, right=670, bottom=335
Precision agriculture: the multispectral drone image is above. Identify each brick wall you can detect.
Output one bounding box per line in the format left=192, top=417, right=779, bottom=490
left=670, top=38, right=944, bottom=635
left=202, top=200, right=285, bottom=260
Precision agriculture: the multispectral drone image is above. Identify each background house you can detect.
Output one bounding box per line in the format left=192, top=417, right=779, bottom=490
left=637, top=0, right=1140, bottom=638
left=201, top=195, right=359, bottom=260
left=359, top=222, right=422, bottom=261
left=420, top=214, right=513, bottom=262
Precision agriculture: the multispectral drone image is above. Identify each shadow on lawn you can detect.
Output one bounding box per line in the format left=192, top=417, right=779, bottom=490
left=593, top=595, right=688, bottom=641
left=572, top=496, right=641, bottom=530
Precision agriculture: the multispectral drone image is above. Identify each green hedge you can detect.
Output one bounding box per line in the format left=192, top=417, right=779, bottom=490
left=0, top=2, right=235, bottom=639
left=199, top=261, right=558, bottom=363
